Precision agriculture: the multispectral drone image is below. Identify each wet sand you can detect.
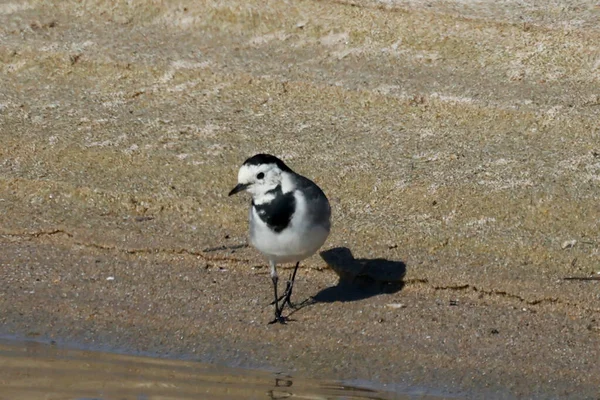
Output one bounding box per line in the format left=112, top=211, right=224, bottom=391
left=1, top=0, right=600, bottom=398
left=1, top=339, right=432, bottom=399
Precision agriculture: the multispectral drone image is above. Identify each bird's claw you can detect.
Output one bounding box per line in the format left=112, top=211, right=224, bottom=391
left=268, top=314, right=287, bottom=325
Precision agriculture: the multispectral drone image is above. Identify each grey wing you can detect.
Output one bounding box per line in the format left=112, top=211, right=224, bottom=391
left=293, top=174, right=331, bottom=229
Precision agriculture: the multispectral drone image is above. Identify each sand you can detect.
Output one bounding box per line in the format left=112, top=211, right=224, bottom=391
left=1, top=0, right=599, bottom=398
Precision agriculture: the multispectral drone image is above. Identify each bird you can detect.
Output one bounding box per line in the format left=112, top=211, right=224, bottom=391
left=229, top=154, right=331, bottom=324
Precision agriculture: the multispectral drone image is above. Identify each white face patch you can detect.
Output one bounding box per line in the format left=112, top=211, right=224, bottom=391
left=237, top=164, right=262, bottom=185
left=236, top=162, right=287, bottom=199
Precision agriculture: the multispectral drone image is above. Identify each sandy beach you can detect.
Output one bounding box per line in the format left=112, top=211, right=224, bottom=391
left=1, top=0, right=600, bottom=398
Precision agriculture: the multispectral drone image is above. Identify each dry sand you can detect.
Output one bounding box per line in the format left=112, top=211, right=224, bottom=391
left=1, top=0, right=600, bottom=398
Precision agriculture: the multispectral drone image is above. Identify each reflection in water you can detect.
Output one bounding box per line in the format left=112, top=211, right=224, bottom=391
left=0, top=339, right=448, bottom=400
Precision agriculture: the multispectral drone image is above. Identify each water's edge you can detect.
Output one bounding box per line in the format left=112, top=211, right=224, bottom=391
left=0, top=334, right=460, bottom=400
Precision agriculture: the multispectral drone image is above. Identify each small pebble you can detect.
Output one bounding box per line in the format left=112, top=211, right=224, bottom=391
left=386, top=303, right=406, bottom=309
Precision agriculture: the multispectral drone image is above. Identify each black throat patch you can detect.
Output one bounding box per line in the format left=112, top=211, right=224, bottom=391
left=252, top=185, right=296, bottom=233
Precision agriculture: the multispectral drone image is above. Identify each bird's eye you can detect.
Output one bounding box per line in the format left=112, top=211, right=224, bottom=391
left=256, top=172, right=265, bottom=180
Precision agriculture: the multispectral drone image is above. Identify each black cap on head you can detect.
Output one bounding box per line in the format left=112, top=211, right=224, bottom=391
left=243, top=153, right=293, bottom=172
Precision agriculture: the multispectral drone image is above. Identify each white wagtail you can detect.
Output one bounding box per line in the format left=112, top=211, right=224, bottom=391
left=229, top=154, right=331, bottom=324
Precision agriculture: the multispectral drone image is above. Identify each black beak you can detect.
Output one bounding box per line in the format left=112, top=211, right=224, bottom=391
left=228, top=183, right=249, bottom=196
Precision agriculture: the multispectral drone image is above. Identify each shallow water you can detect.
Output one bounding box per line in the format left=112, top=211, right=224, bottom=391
left=0, top=340, right=449, bottom=400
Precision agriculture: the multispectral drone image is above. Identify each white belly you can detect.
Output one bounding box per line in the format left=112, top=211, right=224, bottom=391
left=249, top=192, right=330, bottom=264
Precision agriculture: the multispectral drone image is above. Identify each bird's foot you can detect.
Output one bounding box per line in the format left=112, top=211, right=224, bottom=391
left=268, top=313, right=288, bottom=325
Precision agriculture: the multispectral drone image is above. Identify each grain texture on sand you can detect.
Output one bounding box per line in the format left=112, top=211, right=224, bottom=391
left=1, top=0, right=599, bottom=398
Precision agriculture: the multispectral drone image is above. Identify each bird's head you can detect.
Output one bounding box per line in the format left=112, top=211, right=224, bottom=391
left=228, top=154, right=293, bottom=199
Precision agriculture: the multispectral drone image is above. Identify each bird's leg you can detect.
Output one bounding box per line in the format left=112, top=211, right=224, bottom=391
left=282, top=262, right=300, bottom=309
left=268, top=262, right=285, bottom=304
left=268, top=261, right=286, bottom=324
left=269, top=291, right=287, bottom=305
